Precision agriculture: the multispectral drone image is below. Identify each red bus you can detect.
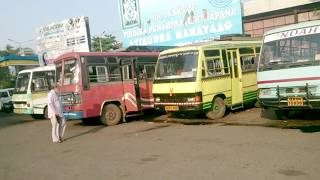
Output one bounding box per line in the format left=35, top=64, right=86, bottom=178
left=53, top=51, right=159, bottom=125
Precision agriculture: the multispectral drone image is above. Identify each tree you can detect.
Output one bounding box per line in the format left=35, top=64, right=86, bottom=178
left=0, top=44, right=22, bottom=88
left=91, top=34, right=121, bottom=52
left=0, top=67, right=15, bottom=89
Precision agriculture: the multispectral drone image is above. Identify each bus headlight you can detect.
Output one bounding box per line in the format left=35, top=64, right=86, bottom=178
left=187, top=97, right=195, bottom=102
left=62, top=92, right=81, bottom=105
left=259, top=88, right=272, bottom=96
left=187, top=96, right=202, bottom=102
left=72, top=93, right=81, bottom=104
left=155, top=97, right=160, bottom=102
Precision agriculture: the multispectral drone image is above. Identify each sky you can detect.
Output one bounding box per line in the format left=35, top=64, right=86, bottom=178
left=0, top=0, right=121, bottom=50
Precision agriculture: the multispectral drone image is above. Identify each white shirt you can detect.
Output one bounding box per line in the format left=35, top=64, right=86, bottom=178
left=47, top=89, right=64, bottom=119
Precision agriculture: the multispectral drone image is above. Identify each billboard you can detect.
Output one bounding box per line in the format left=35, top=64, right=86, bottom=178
left=119, top=0, right=243, bottom=47
left=36, top=16, right=91, bottom=64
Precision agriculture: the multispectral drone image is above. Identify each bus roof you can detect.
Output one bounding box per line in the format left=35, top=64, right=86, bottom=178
left=264, top=20, right=320, bottom=36
left=54, top=51, right=160, bottom=63
left=159, top=40, right=261, bottom=55
left=18, top=65, right=55, bottom=74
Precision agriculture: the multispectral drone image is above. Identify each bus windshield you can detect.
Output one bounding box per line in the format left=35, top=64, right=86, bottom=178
left=31, top=71, right=55, bottom=92
left=155, top=51, right=198, bottom=80
left=259, top=33, right=320, bottom=71
left=15, top=72, right=31, bottom=94
left=63, top=59, right=80, bottom=85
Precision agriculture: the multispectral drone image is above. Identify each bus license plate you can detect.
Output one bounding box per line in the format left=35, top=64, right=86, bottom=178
left=288, top=97, right=304, bottom=106
left=165, top=106, right=179, bottom=111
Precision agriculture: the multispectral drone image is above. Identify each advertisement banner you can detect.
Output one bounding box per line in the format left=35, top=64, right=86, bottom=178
left=119, top=0, right=243, bottom=47
left=36, top=16, right=91, bottom=64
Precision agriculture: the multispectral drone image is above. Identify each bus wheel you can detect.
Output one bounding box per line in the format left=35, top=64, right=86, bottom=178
left=43, top=107, right=49, bottom=120
left=31, top=114, right=41, bottom=119
left=101, top=104, right=122, bottom=126
left=206, top=97, right=226, bottom=120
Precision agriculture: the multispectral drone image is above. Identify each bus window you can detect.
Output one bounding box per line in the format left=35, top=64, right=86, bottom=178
left=31, top=70, right=55, bottom=92
left=15, top=72, right=30, bottom=93
left=88, top=66, right=97, bottom=83
left=122, top=65, right=133, bottom=80
left=259, top=33, right=320, bottom=71
left=233, top=52, right=238, bottom=78
left=228, top=51, right=238, bottom=78
left=88, top=65, right=109, bottom=83
left=56, top=62, right=62, bottom=86
left=255, top=47, right=261, bottom=54
left=107, top=57, right=121, bottom=82
left=136, top=57, right=157, bottom=80
left=239, top=48, right=256, bottom=71
left=221, top=50, right=229, bottom=74
left=204, top=49, right=224, bottom=77
left=64, top=59, right=79, bottom=85
left=145, top=65, right=155, bottom=79
left=96, top=66, right=109, bottom=82
left=108, top=64, right=121, bottom=81
left=96, top=66, right=108, bottom=82
left=85, top=56, right=108, bottom=83
left=155, top=51, right=198, bottom=80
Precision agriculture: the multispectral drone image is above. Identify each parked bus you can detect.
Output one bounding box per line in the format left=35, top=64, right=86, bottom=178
left=153, top=37, right=261, bottom=119
left=53, top=51, right=159, bottom=125
left=257, top=20, right=320, bottom=119
left=12, top=65, right=56, bottom=119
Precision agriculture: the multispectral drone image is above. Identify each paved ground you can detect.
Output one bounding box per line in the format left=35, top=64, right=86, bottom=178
left=0, top=108, right=320, bottom=180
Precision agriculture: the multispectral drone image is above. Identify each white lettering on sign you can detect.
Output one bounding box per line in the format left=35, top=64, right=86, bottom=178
left=175, top=21, right=232, bottom=39
left=123, top=7, right=237, bottom=39
left=264, top=25, right=320, bottom=43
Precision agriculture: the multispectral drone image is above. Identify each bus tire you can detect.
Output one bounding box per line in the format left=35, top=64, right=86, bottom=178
left=31, top=114, right=40, bottom=119
left=206, top=97, right=226, bottom=120
left=101, top=104, right=122, bottom=126
left=43, top=106, right=49, bottom=120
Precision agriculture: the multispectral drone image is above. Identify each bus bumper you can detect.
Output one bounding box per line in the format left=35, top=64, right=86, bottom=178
left=63, top=111, right=84, bottom=120
left=14, top=108, right=33, bottom=114
left=154, top=103, right=203, bottom=112
left=259, top=97, right=320, bottom=109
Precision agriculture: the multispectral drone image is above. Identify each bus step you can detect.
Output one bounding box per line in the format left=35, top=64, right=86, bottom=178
left=231, top=104, right=244, bottom=110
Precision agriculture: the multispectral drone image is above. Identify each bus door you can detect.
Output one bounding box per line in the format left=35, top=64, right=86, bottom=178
left=136, top=62, right=155, bottom=109
left=120, top=58, right=141, bottom=112
left=227, top=49, right=243, bottom=107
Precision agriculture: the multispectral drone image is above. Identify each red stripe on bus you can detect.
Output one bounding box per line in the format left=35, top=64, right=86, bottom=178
left=258, top=77, right=320, bottom=84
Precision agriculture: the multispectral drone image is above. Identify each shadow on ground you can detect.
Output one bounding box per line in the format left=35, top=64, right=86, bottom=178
left=0, top=112, right=38, bottom=129
left=151, top=108, right=320, bottom=133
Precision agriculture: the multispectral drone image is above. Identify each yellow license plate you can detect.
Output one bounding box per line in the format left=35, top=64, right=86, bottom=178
left=165, top=106, right=179, bottom=111
left=288, top=97, right=304, bottom=106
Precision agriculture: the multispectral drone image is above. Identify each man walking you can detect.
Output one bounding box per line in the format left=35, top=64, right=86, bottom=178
left=48, top=84, right=66, bottom=143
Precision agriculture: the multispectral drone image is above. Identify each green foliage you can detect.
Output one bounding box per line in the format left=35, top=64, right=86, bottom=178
left=0, top=44, right=21, bottom=88
left=0, top=67, right=15, bottom=89
left=91, top=34, right=120, bottom=52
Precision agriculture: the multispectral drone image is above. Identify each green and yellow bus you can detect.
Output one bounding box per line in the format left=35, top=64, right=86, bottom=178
left=12, top=65, right=55, bottom=119
left=153, top=37, right=261, bottom=119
